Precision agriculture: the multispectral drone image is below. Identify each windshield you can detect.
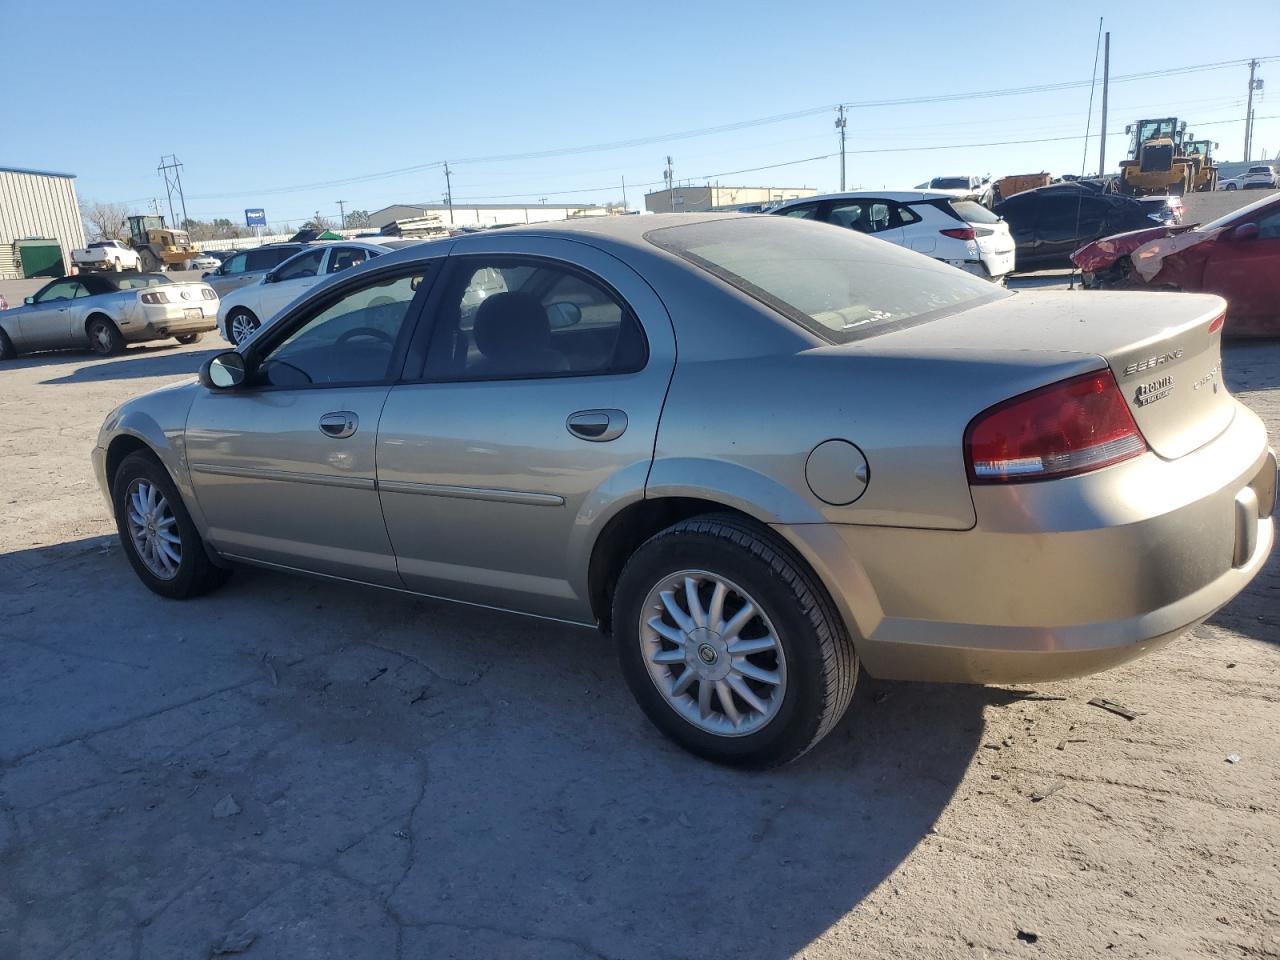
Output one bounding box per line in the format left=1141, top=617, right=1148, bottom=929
left=646, top=216, right=1007, bottom=344
left=930, top=177, right=972, bottom=190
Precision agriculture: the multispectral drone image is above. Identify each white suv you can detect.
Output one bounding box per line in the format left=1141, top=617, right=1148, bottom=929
left=771, top=191, right=1016, bottom=282
left=1217, top=165, right=1277, bottom=191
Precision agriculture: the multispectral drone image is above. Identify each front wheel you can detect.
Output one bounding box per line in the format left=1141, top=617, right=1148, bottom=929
left=1225, top=182, right=1237, bottom=191
left=227, top=309, right=260, bottom=346
left=86, top=316, right=125, bottom=355
left=174, top=332, right=203, bottom=345
left=112, top=451, right=231, bottom=599
left=614, top=516, right=858, bottom=768
left=0, top=329, right=16, bottom=361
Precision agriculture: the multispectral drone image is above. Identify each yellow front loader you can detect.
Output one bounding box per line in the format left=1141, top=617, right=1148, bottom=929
left=1118, top=118, right=1194, bottom=196
left=125, top=215, right=196, bottom=272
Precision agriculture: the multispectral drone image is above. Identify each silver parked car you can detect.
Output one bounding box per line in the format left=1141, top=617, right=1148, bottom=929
left=200, top=243, right=308, bottom=297
left=1, top=272, right=218, bottom=359
left=94, top=215, right=1276, bottom=767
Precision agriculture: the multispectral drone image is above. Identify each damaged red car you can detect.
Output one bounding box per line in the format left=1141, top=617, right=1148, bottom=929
left=1072, top=193, right=1280, bottom=337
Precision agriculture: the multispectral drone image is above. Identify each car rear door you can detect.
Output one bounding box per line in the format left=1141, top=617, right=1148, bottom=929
left=184, top=261, right=438, bottom=584
left=1200, top=206, right=1280, bottom=330
left=375, top=236, right=676, bottom=622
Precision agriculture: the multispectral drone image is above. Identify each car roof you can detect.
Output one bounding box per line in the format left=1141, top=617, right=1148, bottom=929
left=773, top=190, right=963, bottom=206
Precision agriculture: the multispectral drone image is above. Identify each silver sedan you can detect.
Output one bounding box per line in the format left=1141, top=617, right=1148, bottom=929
left=93, top=215, right=1277, bottom=767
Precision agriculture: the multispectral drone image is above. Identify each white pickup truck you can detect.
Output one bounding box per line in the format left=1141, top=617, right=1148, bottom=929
left=71, top=239, right=142, bottom=272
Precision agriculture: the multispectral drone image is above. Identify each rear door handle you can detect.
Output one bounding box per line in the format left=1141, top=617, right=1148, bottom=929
left=319, top=411, right=359, bottom=439
left=566, top=409, right=628, bottom=442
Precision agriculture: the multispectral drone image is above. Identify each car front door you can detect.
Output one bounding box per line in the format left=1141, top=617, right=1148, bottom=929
left=375, top=237, right=676, bottom=622
left=256, top=247, right=327, bottom=320
left=1201, top=207, right=1280, bottom=329
left=184, top=262, right=437, bottom=584
left=16, top=279, right=86, bottom=349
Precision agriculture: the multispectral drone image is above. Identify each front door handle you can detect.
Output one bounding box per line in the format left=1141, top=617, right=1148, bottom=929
left=319, top=411, right=359, bottom=439
left=566, top=409, right=628, bottom=442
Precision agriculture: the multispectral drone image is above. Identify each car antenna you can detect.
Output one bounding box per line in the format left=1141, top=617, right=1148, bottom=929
left=1070, top=18, right=1105, bottom=292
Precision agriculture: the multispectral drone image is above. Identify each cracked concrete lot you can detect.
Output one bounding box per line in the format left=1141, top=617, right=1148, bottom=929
left=1, top=331, right=1278, bottom=960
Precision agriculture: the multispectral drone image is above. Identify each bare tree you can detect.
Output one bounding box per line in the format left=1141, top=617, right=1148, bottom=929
left=81, top=200, right=133, bottom=241
left=303, top=212, right=334, bottom=231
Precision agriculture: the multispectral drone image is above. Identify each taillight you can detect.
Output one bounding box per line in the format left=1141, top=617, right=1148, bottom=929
left=1208, top=313, right=1225, bottom=334
left=202, top=287, right=217, bottom=300
left=139, top=291, right=170, bottom=304
left=940, top=227, right=976, bottom=241
left=965, top=371, right=1148, bottom=483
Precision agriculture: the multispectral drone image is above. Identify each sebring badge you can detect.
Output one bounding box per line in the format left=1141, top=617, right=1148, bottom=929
left=1135, top=375, right=1174, bottom=406
left=1124, top=350, right=1183, bottom=377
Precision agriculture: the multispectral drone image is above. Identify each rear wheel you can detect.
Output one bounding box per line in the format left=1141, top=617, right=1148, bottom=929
left=86, top=315, right=125, bottom=355
left=113, top=257, right=122, bottom=272
left=175, top=332, right=202, bottom=345
left=614, top=516, right=857, bottom=768
left=112, top=451, right=230, bottom=599
left=228, top=309, right=260, bottom=346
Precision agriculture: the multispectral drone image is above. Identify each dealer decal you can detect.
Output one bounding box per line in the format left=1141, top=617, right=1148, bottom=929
left=1135, top=375, right=1174, bottom=406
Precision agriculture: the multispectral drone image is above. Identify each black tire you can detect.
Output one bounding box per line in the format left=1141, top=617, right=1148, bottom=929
left=175, top=332, right=203, bottom=345
left=111, top=450, right=231, bottom=600
left=0, top=328, right=15, bottom=361
left=227, top=309, right=260, bottom=346
left=1225, top=182, right=1237, bottom=191
left=613, top=515, right=857, bottom=768
left=86, top=315, right=125, bottom=356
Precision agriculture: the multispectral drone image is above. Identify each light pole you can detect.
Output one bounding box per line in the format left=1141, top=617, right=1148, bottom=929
left=835, top=106, right=847, bottom=191
left=336, top=200, right=347, bottom=230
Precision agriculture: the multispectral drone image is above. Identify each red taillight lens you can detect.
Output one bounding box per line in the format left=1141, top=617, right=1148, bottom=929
left=1208, top=313, right=1225, bottom=334
left=940, top=227, right=976, bottom=241
left=965, top=371, right=1148, bottom=483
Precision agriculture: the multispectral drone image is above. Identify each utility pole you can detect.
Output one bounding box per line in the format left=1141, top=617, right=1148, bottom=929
left=664, top=155, right=674, bottom=211
left=157, top=154, right=189, bottom=229
left=1245, top=59, right=1261, bottom=161
left=835, top=105, right=848, bottom=191
left=621, top=176, right=628, bottom=212
left=336, top=200, right=347, bottom=230
left=1099, top=33, right=1110, bottom=176
left=443, top=162, right=454, bottom=225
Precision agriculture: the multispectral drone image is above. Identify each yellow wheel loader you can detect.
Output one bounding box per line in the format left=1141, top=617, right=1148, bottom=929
left=1118, top=118, right=1194, bottom=196
left=1184, top=139, right=1220, bottom=192
left=125, top=215, right=196, bottom=272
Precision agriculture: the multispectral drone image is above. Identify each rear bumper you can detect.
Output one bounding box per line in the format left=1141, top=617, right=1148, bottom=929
left=776, top=405, right=1276, bottom=684
left=121, top=305, right=217, bottom=342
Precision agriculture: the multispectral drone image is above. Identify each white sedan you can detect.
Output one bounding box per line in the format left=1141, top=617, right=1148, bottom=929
left=217, top=241, right=393, bottom=345
left=186, top=252, right=222, bottom=271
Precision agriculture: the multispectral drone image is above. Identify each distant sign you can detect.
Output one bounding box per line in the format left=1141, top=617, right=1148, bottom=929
left=245, top=208, right=266, bottom=227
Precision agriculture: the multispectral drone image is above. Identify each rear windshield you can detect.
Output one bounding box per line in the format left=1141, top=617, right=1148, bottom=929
left=646, top=216, right=1007, bottom=344
left=947, top=199, right=1000, bottom=224
left=115, top=275, right=171, bottom=290
left=930, top=177, right=971, bottom=189
left=1248, top=166, right=1272, bottom=174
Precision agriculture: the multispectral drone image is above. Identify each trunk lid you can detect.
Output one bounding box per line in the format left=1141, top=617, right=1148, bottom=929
left=860, top=289, right=1233, bottom=460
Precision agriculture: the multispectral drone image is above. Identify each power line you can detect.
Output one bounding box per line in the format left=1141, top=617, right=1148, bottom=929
left=184, top=55, right=1277, bottom=201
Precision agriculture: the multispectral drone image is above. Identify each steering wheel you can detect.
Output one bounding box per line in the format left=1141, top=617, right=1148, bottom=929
left=334, top=326, right=394, bottom=348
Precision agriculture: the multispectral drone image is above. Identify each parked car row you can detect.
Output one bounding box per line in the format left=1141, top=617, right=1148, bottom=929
left=93, top=213, right=1276, bottom=767
left=1217, top=165, right=1277, bottom=191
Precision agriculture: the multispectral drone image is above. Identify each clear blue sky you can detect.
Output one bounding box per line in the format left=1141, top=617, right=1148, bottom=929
left=4, top=0, right=1275, bottom=228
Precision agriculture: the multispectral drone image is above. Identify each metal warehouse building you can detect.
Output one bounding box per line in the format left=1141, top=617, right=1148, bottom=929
left=0, top=166, right=86, bottom=280
left=370, top=202, right=610, bottom=230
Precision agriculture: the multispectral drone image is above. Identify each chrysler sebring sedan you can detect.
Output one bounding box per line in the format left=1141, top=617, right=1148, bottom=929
left=94, top=215, right=1277, bottom=767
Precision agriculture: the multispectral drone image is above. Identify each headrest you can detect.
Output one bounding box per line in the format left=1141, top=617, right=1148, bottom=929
left=473, top=292, right=551, bottom=360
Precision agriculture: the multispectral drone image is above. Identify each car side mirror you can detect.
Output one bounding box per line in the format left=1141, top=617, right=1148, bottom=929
left=1231, top=222, right=1260, bottom=242
left=199, top=351, right=248, bottom=390
left=24, top=296, right=34, bottom=305
left=263, top=272, right=276, bottom=283
left=546, top=301, right=582, bottom=329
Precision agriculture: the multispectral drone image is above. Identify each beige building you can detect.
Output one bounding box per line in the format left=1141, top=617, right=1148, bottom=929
left=0, top=166, right=86, bottom=280
left=644, top=185, right=817, bottom=214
